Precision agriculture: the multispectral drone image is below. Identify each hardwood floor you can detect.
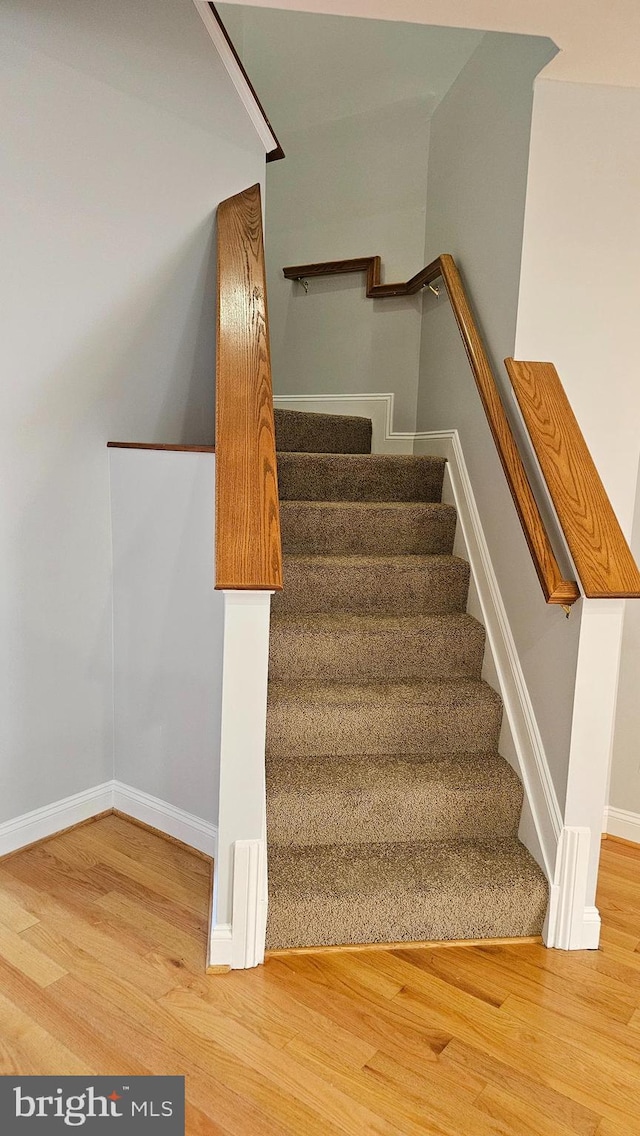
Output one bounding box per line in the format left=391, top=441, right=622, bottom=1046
left=0, top=817, right=638, bottom=1135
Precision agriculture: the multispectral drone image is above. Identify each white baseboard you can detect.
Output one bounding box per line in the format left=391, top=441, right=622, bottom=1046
left=604, top=806, right=640, bottom=845
left=0, top=781, right=217, bottom=860
left=112, top=781, right=217, bottom=858
left=0, top=782, right=114, bottom=858
left=208, top=923, right=233, bottom=968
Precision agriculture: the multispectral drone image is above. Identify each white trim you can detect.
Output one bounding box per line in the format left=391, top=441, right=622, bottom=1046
left=210, top=838, right=267, bottom=970
left=208, top=923, right=233, bottom=968
left=0, top=781, right=217, bottom=860
left=546, top=826, right=599, bottom=949
left=112, top=781, right=217, bottom=858
left=231, top=839, right=267, bottom=969
left=562, top=599, right=624, bottom=942
left=582, top=907, right=603, bottom=950
left=0, top=782, right=114, bottom=859
left=192, top=1, right=278, bottom=157
left=604, top=805, right=640, bottom=844
left=209, top=590, right=272, bottom=970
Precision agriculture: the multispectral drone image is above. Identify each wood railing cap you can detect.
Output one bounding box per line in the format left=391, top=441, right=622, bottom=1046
left=505, top=358, right=640, bottom=600
left=215, top=183, right=282, bottom=592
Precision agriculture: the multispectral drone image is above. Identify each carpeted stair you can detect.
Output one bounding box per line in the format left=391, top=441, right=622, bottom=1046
left=265, top=407, right=548, bottom=950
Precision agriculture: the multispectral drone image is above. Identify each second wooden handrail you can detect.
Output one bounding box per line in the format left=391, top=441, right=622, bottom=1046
left=506, top=359, right=640, bottom=600
left=216, top=184, right=282, bottom=591
left=283, top=252, right=579, bottom=606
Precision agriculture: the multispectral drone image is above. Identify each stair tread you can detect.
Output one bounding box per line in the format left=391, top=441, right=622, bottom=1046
left=278, top=452, right=444, bottom=464
left=280, top=500, right=454, bottom=510
left=268, top=676, right=502, bottom=706
left=269, top=837, right=543, bottom=897
left=282, top=552, right=467, bottom=566
left=270, top=611, right=483, bottom=632
left=267, top=749, right=518, bottom=784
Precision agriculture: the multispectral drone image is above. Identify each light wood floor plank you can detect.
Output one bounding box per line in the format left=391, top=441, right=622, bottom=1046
left=0, top=890, right=40, bottom=934
left=439, top=1040, right=600, bottom=1136
left=93, top=890, right=207, bottom=972
left=0, top=921, right=66, bottom=987
left=0, top=990, right=89, bottom=1074
left=474, top=1082, right=584, bottom=1136
left=1, top=819, right=639, bottom=1134
left=160, top=985, right=407, bottom=1136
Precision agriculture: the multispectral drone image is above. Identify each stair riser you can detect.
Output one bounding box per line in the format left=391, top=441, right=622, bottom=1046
left=268, top=622, right=485, bottom=683
left=274, top=409, right=371, bottom=454
left=280, top=503, right=456, bottom=556
left=273, top=559, right=470, bottom=616
left=267, top=700, right=502, bottom=758
left=277, top=454, right=445, bottom=502
left=266, top=886, right=547, bottom=950
left=267, top=782, right=522, bottom=847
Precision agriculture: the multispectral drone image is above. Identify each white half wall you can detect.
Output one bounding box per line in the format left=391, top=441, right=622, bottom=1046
left=0, top=0, right=265, bottom=826
left=109, top=449, right=223, bottom=827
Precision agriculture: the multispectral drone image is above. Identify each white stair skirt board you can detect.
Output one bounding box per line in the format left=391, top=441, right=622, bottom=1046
left=0, top=782, right=217, bottom=860
left=273, top=392, right=612, bottom=949
left=605, top=806, right=640, bottom=844
left=208, top=591, right=272, bottom=971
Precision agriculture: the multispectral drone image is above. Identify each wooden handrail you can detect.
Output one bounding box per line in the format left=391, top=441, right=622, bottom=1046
left=216, top=184, right=282, bottom=591
left=505, top=360, right=640, bottom=599
left=283, top=253, right=579, bottom=606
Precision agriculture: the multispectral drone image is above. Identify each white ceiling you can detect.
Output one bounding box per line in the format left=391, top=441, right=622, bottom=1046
left=221, top=0, right=640, bottom=88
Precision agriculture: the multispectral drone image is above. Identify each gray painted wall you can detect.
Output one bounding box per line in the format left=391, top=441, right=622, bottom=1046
left=220, top=4, right=482, bottom=431
left=416, top=32, right=581, bottom=810
left=265, top=98, right=431, bottom=431
left=0, top=0, right=264, bottom=823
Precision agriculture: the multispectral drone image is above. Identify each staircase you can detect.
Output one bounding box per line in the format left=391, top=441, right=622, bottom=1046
left=265, top=408, right=547, bottom=951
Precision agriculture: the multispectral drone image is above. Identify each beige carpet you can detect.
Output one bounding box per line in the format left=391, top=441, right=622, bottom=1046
left=266, top=407, right=547, bottom=950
